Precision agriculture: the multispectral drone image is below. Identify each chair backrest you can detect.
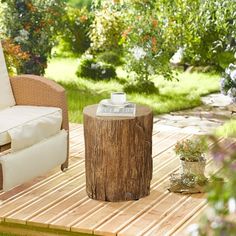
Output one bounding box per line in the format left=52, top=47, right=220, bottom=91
left=0, top=41, right=16, bottom=109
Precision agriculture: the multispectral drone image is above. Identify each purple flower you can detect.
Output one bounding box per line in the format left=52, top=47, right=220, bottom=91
left=213, top=151, right=225, bottom=163
left=230, top=160, right=236, bottom=170
left=220, top=78, right=228, bottom=95
left=220, top=77, right=226, bottom=87
left=230, top=70, right=236, bottom=81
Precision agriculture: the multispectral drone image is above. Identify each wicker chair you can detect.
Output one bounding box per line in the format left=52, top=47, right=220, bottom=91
left=0, top=42, right=69, bottom=191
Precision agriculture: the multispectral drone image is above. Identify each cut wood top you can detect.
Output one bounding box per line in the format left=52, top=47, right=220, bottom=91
left=83, top=104, right=152, bottom=120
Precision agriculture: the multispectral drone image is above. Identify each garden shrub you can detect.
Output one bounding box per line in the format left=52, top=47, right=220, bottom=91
left=97, top=51, right=123, bottom=66
left=124, top=80, right=159, bottom=94
left=76, top=57, right=117, bottom=80
left=0, top=0, right=65, bottom=75
left=58, top=7, right=92, bottom=57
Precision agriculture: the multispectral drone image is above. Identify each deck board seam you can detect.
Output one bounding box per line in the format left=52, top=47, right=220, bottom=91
left=3, top=172, right=86, bottom=219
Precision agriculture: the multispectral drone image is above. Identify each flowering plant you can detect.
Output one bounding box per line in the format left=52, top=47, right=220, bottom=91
left=174, top=138, right=208, bottom=162
left=188, top=138, right=236, bottom=235
left=220, top=63, right=236, bottom=102
left=208, top=139, right=236, bottom=209
left=1, top=38, right=29, bottom=74
left=120, top=0, right=175, bottom=93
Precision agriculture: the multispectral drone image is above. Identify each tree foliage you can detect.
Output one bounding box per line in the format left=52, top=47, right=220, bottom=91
left=0, top=0, right=66, bottom=75
left=122, top=0, right=176, bottom=84
left=59, top=7, right=92, bottom=56
left=1, top=38, right=29, bottom=75
left=67, top=0, right=92, bottom=10
left=186, top=0, right=236, bottom=69
left=89, top=2, right=124, bottom=53
left=158, top=0, right=236, bottom=70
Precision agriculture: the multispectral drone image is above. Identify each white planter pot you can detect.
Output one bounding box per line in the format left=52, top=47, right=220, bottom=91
left=180, top=159, right=206, bottom=177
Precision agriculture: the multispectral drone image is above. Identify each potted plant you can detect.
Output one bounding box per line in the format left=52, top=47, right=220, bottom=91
left=174, top=137, right=208, bottom=177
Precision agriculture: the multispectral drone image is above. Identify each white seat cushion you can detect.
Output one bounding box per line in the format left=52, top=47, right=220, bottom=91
left=0, top=105, right=62, bottom=147
left=0, top=130, right=67, bottom=191
left=0, top=41, right=16, bottom=109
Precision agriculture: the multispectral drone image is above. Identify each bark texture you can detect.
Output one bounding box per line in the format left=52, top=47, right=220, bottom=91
left=0, top=164, right=2, bottom=190
left=83, top=105, right=153, bottom=202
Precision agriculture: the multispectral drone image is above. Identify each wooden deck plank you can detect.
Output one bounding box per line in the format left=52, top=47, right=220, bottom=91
left=36, top=133, right=189, bottom=232
left=143, top=196, right=206, bottom=236
left=0, top=123, right=233, bottom=236
left=90, top=139, right=222, bottom=236
left=0, top=129, right=190, bottom=235
left=119, top=193, right=190, bottom=236
left=92, top=158, right=212, bottom=236
left=49, top=199, right=106, bottom=231
left=118, top=160, right=216, bottom=236
left=92, top=144, right=190, bottom=235
left=71, top=202, right=131, bottom=234
left=172, top=205, right=207, bottom=236
left=6, top=175, right=85, bottom=222
left=142, top=156, right=224, bottom=236
left=0, top=162, right=85, bottom=220
left=27, top=188, right=88, bottom=228
left=152, top=133, right=189, bottom=157
left=49, top=135, right=188, bottom=234
left=15, top=131, right=185, bottom=232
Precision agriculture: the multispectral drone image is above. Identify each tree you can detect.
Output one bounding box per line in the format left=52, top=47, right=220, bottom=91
left=0, top=0, right=65, bottom=75
left=89, top=1, right=124, bottom=53
left=121, top=0, right=177, bottom=93
left=159, top=0, right=236, bottom=70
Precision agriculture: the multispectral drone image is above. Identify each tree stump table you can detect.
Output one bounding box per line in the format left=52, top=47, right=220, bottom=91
left=83, top=104, right=153, bottom=202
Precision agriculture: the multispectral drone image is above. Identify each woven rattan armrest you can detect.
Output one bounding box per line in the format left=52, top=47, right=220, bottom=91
left=9, top=74, right=69, bottom=170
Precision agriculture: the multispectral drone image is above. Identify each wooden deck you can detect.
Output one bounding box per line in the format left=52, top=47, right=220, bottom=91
left=0, top=123, right=223, bottom=235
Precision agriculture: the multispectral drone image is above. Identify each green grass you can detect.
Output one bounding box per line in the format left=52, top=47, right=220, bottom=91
left=45, top=58, right=221, bottom=123
left=215, top=119, right=236, bottom=138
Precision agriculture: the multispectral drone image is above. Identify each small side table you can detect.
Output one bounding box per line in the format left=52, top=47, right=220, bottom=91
left=83, top=104, right=153, bottom=202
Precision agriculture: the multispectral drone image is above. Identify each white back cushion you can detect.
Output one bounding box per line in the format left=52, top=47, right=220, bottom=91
left=0, top=41, right=16, bottom=109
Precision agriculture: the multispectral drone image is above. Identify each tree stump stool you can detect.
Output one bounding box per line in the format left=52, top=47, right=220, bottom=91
left=83, top=104, right=153, bottom=202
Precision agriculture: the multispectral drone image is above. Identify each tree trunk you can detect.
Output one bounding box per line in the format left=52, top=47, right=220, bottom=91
left=83, top=105, right=153, bottom=202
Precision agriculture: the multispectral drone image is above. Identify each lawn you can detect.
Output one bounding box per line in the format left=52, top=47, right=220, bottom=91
left=215, top=119, right=236, bottom=138
left=45, top=58, right=221, bottom=123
